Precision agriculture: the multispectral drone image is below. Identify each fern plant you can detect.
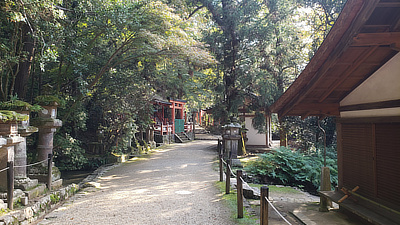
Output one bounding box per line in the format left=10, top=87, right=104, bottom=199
left=245, top=146, right=338, bottom=191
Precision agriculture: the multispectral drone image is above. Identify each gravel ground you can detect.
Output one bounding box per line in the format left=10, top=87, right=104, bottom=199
left=37, top=140, right=236, bottom=225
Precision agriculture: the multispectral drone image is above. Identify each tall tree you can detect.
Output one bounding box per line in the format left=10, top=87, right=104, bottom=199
left=189, top=0, right=265, bottom=118
left=301, top=0, right=346, bottom=56
left=0, top=0, right=58, bottom=101
left=190, top=0, right=309, bottom=123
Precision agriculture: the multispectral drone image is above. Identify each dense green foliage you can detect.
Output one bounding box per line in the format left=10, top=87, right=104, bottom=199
left=0, top=110, right=29, bottom=121
left=196, top=0, right=345, bottom=121
left=1, top=0, right=345, bottom=171
left=1, top=0, right=215, bottom=170
left=276, top=116, right=337, bottom=151
left=53, top=134, right=89, bottom=171
left=35, top=95, right=65, bottom=107
left=245, top=146, right=338, bottom=191
left=0, top=99, right=42, bottom=112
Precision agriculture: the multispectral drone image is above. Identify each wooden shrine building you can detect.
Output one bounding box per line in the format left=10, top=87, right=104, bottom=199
left=152, top=95, right=191, bottom=143
left=238, top=95, right=272, bottom=148
left=202, top=94, right=273, bottom=148
left=270, top=0, right=400, bottom=224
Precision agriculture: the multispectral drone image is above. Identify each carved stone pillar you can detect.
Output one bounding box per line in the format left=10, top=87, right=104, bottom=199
left=33, top=104, right=62, bottom=162
left=0, top=135, right=23, bottom=191
left=14, top=126, right=39, bottom=190
left=222, top=117, right=242, bottom=166
left=14, top=113, right=38, bottom=179
left=30, top=104, right=62, bottom=188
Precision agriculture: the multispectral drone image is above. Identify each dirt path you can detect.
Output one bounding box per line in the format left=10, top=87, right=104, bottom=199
left=37, top=141, right=235, bottom=225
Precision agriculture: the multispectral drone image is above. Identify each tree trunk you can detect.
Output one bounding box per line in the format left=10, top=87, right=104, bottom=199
left=265, top=111, right=272, bottom=147
left=14, top=24, right=35, bottom=99
left=200, top=0, right=239, bottom=117
left=279, top=122, right=287, bottom=147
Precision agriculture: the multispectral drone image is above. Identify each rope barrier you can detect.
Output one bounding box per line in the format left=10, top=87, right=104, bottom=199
left=228, top=164, right=236, bottom=178
left=265, top=196, right=293, bottom=225
left=0, top=157, right=49, bottom=173
left=221, top=158, right=227, bottom=166
left=220, top=157, right=237, bottom=178
left=235, top=168, right=292, bottom=224
left=0, top=167, right=9, bottom=173
left=218, top=139, right=291, bottom=224
left=14, top=158, right=48, bottom=168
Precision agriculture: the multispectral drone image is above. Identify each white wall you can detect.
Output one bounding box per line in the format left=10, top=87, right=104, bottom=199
left=245, top=117, right=266, bottom=146
left=340, top=52, right=400, bottom=118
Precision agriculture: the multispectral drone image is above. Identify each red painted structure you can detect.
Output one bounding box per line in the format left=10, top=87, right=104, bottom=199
left=152, top=96, right=190, bottom=135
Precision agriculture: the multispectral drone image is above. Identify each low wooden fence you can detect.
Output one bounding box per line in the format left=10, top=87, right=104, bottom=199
left=0, top=154, right=53, bottom=210
left=217, top=139, right=293, bottom=225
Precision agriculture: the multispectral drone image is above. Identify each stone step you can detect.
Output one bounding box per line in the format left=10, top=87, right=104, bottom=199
left=175, top=133, right=191, bottom=143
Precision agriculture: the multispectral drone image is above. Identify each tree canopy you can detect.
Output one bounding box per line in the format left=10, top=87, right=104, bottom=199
left=1, top=0, right=345, bottom=169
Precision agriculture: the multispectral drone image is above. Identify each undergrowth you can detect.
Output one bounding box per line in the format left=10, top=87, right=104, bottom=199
left=215, top=181, right=258, bottom=225
left=248, top=183, right=300, bottom=194
left=244, top=146, right=338, bottom=192
left=0, top=208, right=10, bottom=216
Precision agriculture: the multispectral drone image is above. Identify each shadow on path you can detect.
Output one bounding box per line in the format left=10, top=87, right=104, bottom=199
left=38, top=141, right=236, bottom=225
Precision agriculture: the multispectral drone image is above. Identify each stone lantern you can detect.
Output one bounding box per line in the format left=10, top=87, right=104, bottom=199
left=222, top=117, right=242, bottom=166
left=0, top=111, right=25, bottom=191
left=31, top=96, right=63, bottom=162
left=0, top=101, right=40, bottom=191
left=30, top=96, right=63, bottom=188
left=14, top=125, right=39, bottom=191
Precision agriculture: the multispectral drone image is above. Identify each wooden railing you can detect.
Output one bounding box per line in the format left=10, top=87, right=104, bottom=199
left=154, top=122, right=193, bottom=135
left=0, top=154, right=53, bottom=210
left=217, top=139, right=292, bottom=225
left=154, top=123, right=173, bottom=135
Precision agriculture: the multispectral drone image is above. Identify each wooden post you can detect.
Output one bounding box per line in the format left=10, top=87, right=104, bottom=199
left=7, top=161, right=14, bottom=210
left=260, top=186, right=269, bottom=225
left=171, top=101, right=175, bottom=135
left=192, top=112, right=195, bottom=140
left=219, top=140, right=223, bottom=182
left=319, top=167, right=332, bottom=212
left=226, top=159, right=231, bottom=194
left=237, top=170, right=243, bottom=218
left=167, top=122, right=170, bottom=144
left=47, top=154, right=53, bottom=191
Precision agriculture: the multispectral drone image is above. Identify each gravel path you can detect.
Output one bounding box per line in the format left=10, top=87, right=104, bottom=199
left=37, top=141, right=236, bottom=225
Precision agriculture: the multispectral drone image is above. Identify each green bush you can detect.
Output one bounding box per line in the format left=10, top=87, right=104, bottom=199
left=35, top=95, right=66, bottom=107
left=0, top=110, right=29, bottom=122
left=50, top=193, right=60, bottom=204
left=245, top=146, right=337, bottom=191
left=0, top=99, right=43, bottom=112
left=53, top=134, right=88, bottom=171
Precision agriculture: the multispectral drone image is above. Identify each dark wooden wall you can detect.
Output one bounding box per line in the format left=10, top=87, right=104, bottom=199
left=337, top=118, right=400, bottom=211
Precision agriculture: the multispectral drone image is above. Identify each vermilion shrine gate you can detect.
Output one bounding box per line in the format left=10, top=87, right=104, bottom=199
left=152, top=96, right=192, bottom=143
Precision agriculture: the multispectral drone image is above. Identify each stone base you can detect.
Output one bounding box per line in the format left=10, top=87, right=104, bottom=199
left=0, top=184, right=78, bottom=225
left=231, top=158, right=242, bottom=167
left=149, top=141, right=157, bottom=149
left=14, top=178, right=39, bottom=191
left=0, top=199, right=6, bottom=210
left=51, top=179, right=63, bottom=190
left=24, top=184, right=46, bottom=200
left=28, top=164, right=61, bottom=183
left=0, top=189, right=25, bottom=204
left=24, top=177, right=63, bottom=191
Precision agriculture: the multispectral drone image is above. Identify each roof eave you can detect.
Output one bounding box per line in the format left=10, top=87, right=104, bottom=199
left=270, top=0, right=377, bottom=118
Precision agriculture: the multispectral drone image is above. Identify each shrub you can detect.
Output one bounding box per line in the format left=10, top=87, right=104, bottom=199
left=50, top=193, right=60, bottom=204
left=35, top=95, right=66, bottom=107
left=0, top=100, right=43, bottom=112
left=244, top=146, right=337, bottom=191
left=53, top=134, right=88, bottom=171
left=0, top=110, right=29, bottom=122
